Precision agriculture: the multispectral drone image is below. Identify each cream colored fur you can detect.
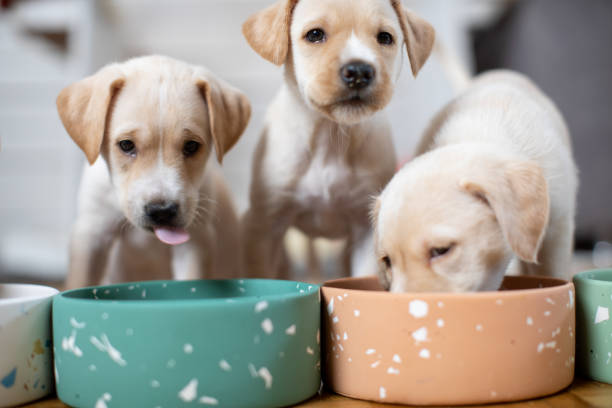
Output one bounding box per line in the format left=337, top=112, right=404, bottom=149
left=241, top=0, right=434, bottom=278
left=56, top=56, right=250, bottom=288
left=374, top=70, right=578, bottom=292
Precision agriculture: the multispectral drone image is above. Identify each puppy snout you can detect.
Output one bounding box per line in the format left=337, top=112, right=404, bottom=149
left=340, top=61, right=375, bottom=90
left=145, top=201, right=179, bottom=225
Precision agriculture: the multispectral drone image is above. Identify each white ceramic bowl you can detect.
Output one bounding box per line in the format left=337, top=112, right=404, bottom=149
left=0, top=283, right=58, bottom=407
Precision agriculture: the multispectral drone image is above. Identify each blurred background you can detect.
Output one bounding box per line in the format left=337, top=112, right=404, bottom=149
left=0, top=0, right=610, bottom=283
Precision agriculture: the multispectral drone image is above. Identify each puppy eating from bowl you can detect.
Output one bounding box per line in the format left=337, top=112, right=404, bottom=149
left=56, top=55, right=251, bottom=288
left=241, top=0, right=435, bottom=278
left=372, top=70, right=578, bottom=293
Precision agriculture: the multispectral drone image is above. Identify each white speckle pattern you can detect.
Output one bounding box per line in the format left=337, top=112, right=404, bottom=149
left=332, top=316, right=339, bottom=324
left=475, top=324, right=484, bottom=332
left=491, top=391, right=498, bottom=397
left=544, top=310, right=551, bottom=317
left=327, top=298, right=334, bottom=315
left=546, top=297, right=555, bottom=305
left=437, top=318, right=445, bottom=328
left=101, top=313, right=109, bottom=320
left=94, top=393, right=111, bottom=408
left=191, top=287, right=196, bottom=293
left=437, top=301, right=444, bottom=308
left=183, top=343, right=193, bottom=354
left=419, top=349, right=431, bottom=359
left=219, top=359, right=231, bottom=371
left=371, top=360, right=380, bottom=368
left=151, top=380, right=160, bottom=388
left=526, top=316, right=534, bottom=326
left=595, top=306, right=610, bottom=324
left=392, top=354, right=401, bottom=363
left=412, top=327, right=428, bottom=343
left=261, top=318, right=274, bottom=334
left=379, top=386, right=386, bottom=399
left=537, top=341, right=557, bottom=353
left=387, top=367, right=400, bottom=375
left=285, top=324, right=296, bottom=335
left=89, top=364, right=97, bottom=371
left=343, top=332, right=348, bottom=341
left=409, top=300, right=428, bottom=318
left=254, top=301, right=268, bottom=313
left=552, top=327, right=561, bottom=337
left=568, top=290, right=574, bottom=309
left=178, top=379, right=198, bottom=402
left=495, top=299, right=503, bottom=305
left=167, top=359, right=176, bottom=368
left=126, top=328, right=134, bottom=336
left=354, top=309, right=360, bottom=317
left=366, top=349, right=376, bottom=355
left=199, top=396, right=219, bottom=405
left=62, top=329, right=83, bottom=357
left=141, top=289, right=146, bottom=298
left=337, top=295, right=343, bottom=301
left=70, top=317, right=86, bottom=329
left=90, top=334, right=127, bottom=366
left=307, top=347, right=315, bottom=355
left=248, top=365, right=273, bottom=389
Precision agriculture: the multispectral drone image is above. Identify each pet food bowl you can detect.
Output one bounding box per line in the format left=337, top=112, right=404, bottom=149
left=573, top=269, right=612, bottom=383
left=321, top=275, right=575, bottom=405
left=0, top=283, right=58, bottom=407
left=53, top=279, right=320, bottom=408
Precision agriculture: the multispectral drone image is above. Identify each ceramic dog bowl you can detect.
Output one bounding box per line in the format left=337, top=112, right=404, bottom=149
left=573, top=269, right=612, bottom=383
left=53, top=279, right=320, bottom=408
left=0, top=283, right=58, bottom=407
left=321, top=275, right=575, bottom=405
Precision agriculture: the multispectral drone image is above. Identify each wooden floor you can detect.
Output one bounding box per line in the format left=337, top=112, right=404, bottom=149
left=21, top=378, right=612, bottom=407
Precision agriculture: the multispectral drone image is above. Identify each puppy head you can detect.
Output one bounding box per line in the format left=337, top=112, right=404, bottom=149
left=243, top=0, right=434, bottom=124
left=372, top=147, right=549, bottom=293
left=57, top=56, right=251, bottom=240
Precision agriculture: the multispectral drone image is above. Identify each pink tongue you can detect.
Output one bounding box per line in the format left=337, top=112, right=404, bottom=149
left=154, top=227, right=190, bottom=245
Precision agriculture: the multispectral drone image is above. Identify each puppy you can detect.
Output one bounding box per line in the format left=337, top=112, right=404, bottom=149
left=373, top=70, right=578, bottom=292
left=56, top=55, right=251, bottom=288
left=241, top=0, right=435, bottom=278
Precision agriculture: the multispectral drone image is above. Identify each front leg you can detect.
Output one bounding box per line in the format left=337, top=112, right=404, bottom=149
left=242, top=205, right=292, bottom=279
left=66, top=217, right=121, bottom=289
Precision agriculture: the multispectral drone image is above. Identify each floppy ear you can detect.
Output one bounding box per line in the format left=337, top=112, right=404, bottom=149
left=460, top=161, right=550, bottom=263
left=196, top=74, right=252, bottom=163
left=56, top=65, right=125, bottom=165
left=242, top=0, right=299, bottom=65
left=391, top=1, right=435, bottom=77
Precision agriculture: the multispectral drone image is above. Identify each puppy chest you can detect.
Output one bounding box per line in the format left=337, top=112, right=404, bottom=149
left=292, top=158, right=371, bottom=236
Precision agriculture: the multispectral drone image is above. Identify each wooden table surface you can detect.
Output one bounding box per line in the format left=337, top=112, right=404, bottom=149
left=20, top=378, right=612, bottom=408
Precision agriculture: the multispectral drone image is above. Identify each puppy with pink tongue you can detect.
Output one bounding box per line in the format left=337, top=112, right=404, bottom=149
left=57, top=56, right=250, bottom=288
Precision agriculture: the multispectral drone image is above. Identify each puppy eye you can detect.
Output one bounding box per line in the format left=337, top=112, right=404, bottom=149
left=118, top=140, right=136, bottom=155
left=305, top=28, right=326, bottom=43
left=183, top=140, right=201, bottom=157
left=430, top=245, right=454, bottom=259
left=377, top=31, right=394, bottom=45
left=381, top=255, right=391, bottom=269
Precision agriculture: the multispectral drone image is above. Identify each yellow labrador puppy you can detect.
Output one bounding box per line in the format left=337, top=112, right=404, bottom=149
left=242, top=0, right=435, bottom=278
left=373, top=70, right=578, bottom=293
left=57, top=55, right=251, bottom=288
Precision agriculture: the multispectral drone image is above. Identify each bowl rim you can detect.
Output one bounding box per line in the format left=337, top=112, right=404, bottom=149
left=573, top=268, right=612, bottom=285
left=322, top=275, right=572, bottom=299
left=55, top=278, right=320, bottom=306
left=0, top=283, right=59, bottom=306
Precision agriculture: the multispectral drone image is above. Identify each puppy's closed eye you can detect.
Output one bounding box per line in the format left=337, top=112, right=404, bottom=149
left=379, top=255, right=392, bottom=290
left=429, top=244, right=454, bottom=260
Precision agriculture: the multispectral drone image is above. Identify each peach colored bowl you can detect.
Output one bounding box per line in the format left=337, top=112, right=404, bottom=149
left=321, top=276, right=575, bottom=406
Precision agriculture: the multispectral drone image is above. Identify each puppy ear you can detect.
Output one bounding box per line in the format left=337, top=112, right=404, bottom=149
left=196, top=74, right=252, bottom=163
left=56, top=65, right=125, bottom=165
left=460, top=161, right=550, bottom=263
left=242, top=0, right=299, bottom=65
left=391, top=1, right=435, bottom=77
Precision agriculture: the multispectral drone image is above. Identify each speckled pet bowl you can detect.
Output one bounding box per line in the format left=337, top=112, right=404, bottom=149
left=573, top=269, right=612, bottom=383
left=0, top=283, right=58, bottom=407
left=53, top=279, right=320, bottom=408
left=321, top=275, right=575, bottom=405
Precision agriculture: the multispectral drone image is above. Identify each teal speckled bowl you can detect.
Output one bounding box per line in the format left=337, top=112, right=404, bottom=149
left=52, top=279, right=320, bottom=408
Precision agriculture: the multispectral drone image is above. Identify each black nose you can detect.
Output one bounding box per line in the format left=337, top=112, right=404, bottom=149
left=340, top=62, right=375, bottom=89
left=145, top=202, right=179, bottom=225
